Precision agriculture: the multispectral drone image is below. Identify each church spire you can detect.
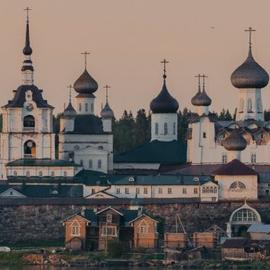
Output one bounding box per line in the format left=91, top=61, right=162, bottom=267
left=21, top=7, right=34, bottom=85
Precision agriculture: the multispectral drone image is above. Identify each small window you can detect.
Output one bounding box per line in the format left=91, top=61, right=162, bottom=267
left=106, top=213, right=112, bottom=223
left=155, top=123, right=159, bottom=135
left=136, top=187, right=140, bottom=194
left=158, top=187, right=163, bottom=194
left=139, top=223, right=148, bottom=234
left=183, top=188, right=187, bottom=194
left=38, top=171, right=43, bottom=177
left=102, top=225, right=117, bottom=236
left=116, top=188, right=120, bottom=194
left=222, top=154, right=227, bottom=164
left=98, top=146, right=104, bottom=150
left=98, top=160, right=102, bottom=169
left=63, top=171, right=67, bottom=177
left=173, top=122, right=176, bottom=135
left=194, top=188, right=198, bottom=194
left=10, top=191, right=13, bottom=196
left=79, top=103, right=82, bottom=112
left=85, top=103, right=88, bottom=112
left=51, top=171, right=55, bottom=177
left=251, top=154, right=256, bottom=164
left=144, top=188, right=148, bottom=194
left=203, top=132, right=206, bottom=138
left=80, top=160, right=83, bottom=166
left=164, top=123, right=168, bottom=135
left=26, top=171, right=30, bottom=177
left=91, top=103, right=94, bottom=113
left=13, top=171, right=17, bottom=176
left=91, top=188, right=95, bottom=194
left=89, top=160, right=93, bottom=169
left=71, top=222, right=80, bottom=236
left=266, top=190, right=269, bottom=195
left=168, top=188, right=172, bottom=194
left=125, top=188, right=129, bottom=194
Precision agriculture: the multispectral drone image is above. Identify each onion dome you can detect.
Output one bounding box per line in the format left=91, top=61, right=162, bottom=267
left=223, top=130, right=247, bottom=151
left=101, top=103, right=114, bottom=119
left=73, top=69, right=98, bottom=95
left=231, top=28, right=269, bottom=89
left=150, top=75, right=179, bottom=113
left=191, top=74, right=212, bottom=106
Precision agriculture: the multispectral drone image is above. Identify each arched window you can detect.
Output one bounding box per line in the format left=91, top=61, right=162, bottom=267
left=247, top=99, right=252, bottom=112
left=38, top=171, right=43, bottom=177
left=230, top=181, right=246, bottom=191
left=71, top=221, right=80, bottom=236
left=79, top=103, right=82, bottom=112
left=24, top=140, right=36, bottom=158
left=164, top=123, right=168, bottom=135
left=23, top=115, right=35, bottom=128
left=155, top=123, right=159, bottom=135
left=91, top=104, right=94, bottom=113
left=85, top=103, right=88, bottom=112
left=231, top=208, right=259, bottom=223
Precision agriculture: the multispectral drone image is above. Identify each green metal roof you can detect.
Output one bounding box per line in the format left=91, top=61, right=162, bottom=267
left=114, top=140, right=187, bottom=165
left=6, top=159, right=80, bottom=167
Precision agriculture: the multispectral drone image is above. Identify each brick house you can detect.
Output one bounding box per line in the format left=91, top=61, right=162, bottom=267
left=63, top=206, right=159, bottom=251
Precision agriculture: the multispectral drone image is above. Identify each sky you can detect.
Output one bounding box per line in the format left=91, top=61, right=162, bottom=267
left=1, top=0, right=270, bottom=117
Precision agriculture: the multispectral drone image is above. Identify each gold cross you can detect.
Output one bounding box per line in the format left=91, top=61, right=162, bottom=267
left=161, top=58, right=169, bottom=77
left=245, top=27, right=256, bottom=48
left=81, top=51, right=90, bottom=69
left=103, top=85, right=111, bottom=103
left=24, top=7, right=32, bottom=22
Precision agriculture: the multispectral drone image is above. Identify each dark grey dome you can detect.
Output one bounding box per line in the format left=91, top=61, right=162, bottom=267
left=231, top=49, right=269, bottom=89
left=223, top=130, right=247, bottom=151
left=101, top=103, right=114, bottom=119
left=73, top=69, right=98, bottom=95
left=150, top=78, right=179, bottom=113
left=191, top=90, right=212, bottom=106
left=63, top=102, right=76, bottom=117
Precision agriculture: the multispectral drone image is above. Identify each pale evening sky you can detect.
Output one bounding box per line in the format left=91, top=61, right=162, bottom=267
left=1, top=0, right=270, bottom=117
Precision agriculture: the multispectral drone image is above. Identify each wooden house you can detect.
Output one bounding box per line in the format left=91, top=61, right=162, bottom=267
left=129, top=213, right=159, bottom=249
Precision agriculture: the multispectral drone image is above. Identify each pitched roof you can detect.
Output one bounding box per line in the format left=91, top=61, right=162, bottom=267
left=212, top=159, right=257, bottom=176
left=6, top=158, right=80, bottom=167
left=114, top=140, right=186, bottom=165
left=221, top=238, right=249, bottom=248
left=0, top=184, right=83, bottom=198
left=247, top=223, right=270, bottom=233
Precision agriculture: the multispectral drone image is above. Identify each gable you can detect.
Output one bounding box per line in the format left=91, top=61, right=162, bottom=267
left=85, top=191, right=117, bottom=199
left=0, top=188, right=26, bottom=198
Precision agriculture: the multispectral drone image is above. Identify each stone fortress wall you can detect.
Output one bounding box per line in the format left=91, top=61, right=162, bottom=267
left=1, top=198, right=270, bottom=244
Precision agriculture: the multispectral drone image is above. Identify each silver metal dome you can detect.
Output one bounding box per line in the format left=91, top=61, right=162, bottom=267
left=223, top=129, right=247, bottom=151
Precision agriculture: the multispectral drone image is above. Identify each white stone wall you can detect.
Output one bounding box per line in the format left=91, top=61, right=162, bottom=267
left=151, top=113, right=177, bottom=141
left=75, top=96, right=95, bottom=115
left=236, top=88, right=264, bottom=121
left=58, top=133, right=113, bottom=173
left=7, top=166, right=75, bottom=178
left=102, top=119, right=112, bottom=133
left=215, top=175, right=258, bottom=200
